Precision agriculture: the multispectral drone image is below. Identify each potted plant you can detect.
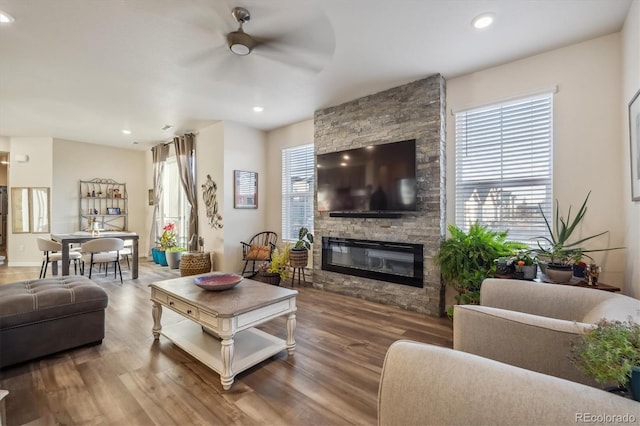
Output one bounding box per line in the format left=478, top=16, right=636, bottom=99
left=570, top=318, right=640, bottom=401
left=166, top=246, right=187, bottom=269
left=435, top=223, right=524, bottom=317
left=257, top=245, right=291, bottom=286
left=534, top=192, right=622, bottom=283
left=156, top=223, right=177, bottom=267
left=513, top=250, right=537, bottom=280
left=289, top=227, right=314, bottom=268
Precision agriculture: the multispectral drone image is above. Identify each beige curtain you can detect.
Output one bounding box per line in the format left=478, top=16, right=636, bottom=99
left=174, top=133, right=199, bottom=252
left=149, top=143, right=170, bottom=254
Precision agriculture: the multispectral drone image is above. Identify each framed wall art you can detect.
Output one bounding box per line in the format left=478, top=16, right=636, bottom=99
left=234, top=170, right=258, bottom=209
left=629, top=88, right=640, bottom=201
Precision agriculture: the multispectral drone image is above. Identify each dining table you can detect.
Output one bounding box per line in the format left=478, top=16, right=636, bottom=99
left=50, top=231, right=139, bottom=279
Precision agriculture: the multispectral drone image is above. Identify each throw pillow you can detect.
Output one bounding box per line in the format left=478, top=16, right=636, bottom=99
left=247, top=245, right=271, bottom=260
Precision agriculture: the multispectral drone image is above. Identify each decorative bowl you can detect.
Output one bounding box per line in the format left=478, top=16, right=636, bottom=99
left=193, top=273, right=243, bottom=291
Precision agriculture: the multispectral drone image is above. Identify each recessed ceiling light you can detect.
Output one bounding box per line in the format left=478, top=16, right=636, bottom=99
left=342, top=154, right=350, bottom=160
left=340, top=162, right=347, bottom=167
left=162, top=124, right=173, bottom=131
left=253, top=106, right=264, bottom=113
left=472, top=13, right=495, bottom=30
left=0, top=11, right=15, bottom=23
left=122, top=129, right=132, bottom=135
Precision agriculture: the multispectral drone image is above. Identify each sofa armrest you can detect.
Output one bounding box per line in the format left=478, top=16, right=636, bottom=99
left=479, top=279, right=617, bottom=321
left=453, top=304, right=599, bottom=386
left=378, top=341, right=638, bottom=426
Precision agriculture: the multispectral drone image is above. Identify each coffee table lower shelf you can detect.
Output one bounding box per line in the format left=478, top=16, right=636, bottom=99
left=161, top=320, right=287, bottom=379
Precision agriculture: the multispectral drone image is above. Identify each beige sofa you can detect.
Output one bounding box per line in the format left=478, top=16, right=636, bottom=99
left=453, top=278, right=640, bottom=387
left=378, top=340, right=639, bottom=426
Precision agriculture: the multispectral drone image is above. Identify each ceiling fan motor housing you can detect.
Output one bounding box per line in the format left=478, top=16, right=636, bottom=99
left=228, top=7, right=254, bottom=55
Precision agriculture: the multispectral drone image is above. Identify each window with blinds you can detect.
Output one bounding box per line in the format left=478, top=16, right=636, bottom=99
left=455, top=93, right=553, bottom=245
left=282, top=144, right=315, bottom=241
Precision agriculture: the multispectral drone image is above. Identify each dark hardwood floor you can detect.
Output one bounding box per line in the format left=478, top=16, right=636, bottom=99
left=0, top=259, right=452, bottom=426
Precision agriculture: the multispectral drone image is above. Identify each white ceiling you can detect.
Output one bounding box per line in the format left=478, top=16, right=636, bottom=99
left=0, top=0, right=633, bottom=151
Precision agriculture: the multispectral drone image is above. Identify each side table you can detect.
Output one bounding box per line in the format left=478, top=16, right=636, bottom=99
left=180, top=251, right=212, bottom=277
left=566, top=281, right=621, bottom=292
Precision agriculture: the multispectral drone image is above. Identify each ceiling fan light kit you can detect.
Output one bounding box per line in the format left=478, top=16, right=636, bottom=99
left=228, top=7, right=255, bottom=56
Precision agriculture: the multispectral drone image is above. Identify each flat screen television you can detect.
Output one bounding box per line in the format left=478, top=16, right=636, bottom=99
left=317, top=139, right=417, bottom=212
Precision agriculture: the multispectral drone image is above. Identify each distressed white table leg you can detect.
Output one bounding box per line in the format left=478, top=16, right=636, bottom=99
left=220, top=337, right=235, bottom=390
left=0, top=389, right=8, bottom=426
left=286, top=311, right=296, bottom=355
left=152, top=302, right=163, bottom=339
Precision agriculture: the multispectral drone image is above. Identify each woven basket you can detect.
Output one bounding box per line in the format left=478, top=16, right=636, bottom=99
left=256, top=272, right=281, bottom=286
left=180, top=252, right=212, bottom=277
left=289, top=249, right=308, bottom=268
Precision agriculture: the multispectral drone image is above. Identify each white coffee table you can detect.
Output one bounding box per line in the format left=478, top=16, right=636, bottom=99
left=149, top=275, right=297, bottom=390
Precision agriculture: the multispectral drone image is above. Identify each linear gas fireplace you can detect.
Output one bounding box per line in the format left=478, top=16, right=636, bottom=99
left=322, top=237, right=424, bottom=287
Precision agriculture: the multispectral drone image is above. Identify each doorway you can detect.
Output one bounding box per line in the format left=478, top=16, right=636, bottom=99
left=0, top=151, right=8, bottom=265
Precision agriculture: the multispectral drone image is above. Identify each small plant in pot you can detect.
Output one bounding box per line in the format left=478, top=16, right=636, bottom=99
left=570, top=318, right=640, bottom=401
left=165, top=246, right=187, bottom=269
left=257, top=245, right=291, bottom=286
left=289, top=227, right=313, bottom=268
left=534, top=192, right=622, bottom=283
left=513, top=250, right=538, bottom=280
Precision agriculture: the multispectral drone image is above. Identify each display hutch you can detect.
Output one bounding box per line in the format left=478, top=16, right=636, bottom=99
left=79, top=178, right=128, bottom=231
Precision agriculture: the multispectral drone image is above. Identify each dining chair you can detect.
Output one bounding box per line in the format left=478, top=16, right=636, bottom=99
left=118, top=239, right=133, bottom=270
left=80, top=238, right=125, bottom=284
left=36, top=237, right=82, bottom=279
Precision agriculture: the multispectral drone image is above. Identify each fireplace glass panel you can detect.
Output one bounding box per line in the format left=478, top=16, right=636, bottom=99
left=322, top=237, right=423, bottom=287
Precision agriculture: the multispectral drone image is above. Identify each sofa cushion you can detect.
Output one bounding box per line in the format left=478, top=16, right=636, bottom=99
left=582, top=296, right=640, bottom=324
left=0, top=276, right=108, bottom=330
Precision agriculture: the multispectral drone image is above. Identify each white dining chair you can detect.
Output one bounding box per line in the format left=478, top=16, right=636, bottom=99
left=80, top=238, right=125, bottom=284
left=37, top=237, right=82, bottom=278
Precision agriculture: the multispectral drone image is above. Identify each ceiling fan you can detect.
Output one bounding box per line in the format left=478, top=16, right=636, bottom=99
left=226, top=7, right=256, bottom=56
left=184, top=4, right=335, bottom=80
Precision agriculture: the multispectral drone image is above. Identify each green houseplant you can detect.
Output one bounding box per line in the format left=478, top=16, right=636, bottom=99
left=290, top=227, right=314, bottom=268
left=258, top=245, right=291, bottom=285
left=534, top=192, right=622, bottom=283
left=436, top=223, right=524, bottom=317
left=570, top=319, right=640, bottom=401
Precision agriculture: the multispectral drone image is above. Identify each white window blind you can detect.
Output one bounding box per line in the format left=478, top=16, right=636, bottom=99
left=455, top=93, right=553, bottom=245
left=282, top=144, right=315, bottom=241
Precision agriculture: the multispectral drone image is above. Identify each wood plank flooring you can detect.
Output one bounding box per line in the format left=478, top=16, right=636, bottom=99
left=0, top=259, right=452, bottom=426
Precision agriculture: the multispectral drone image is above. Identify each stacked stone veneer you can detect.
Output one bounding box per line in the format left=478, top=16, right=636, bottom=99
left=313, top=75, right=446, bottom=316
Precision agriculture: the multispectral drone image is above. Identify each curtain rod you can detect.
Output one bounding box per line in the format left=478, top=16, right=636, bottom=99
left=156, top=132, right=199, bottom=147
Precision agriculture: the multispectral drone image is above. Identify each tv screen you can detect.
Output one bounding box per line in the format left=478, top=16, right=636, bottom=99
left=317, top=139, right=417, bottom=212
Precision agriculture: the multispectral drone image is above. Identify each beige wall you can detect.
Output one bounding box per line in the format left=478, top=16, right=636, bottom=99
left=221, top=122, right=267, bottom=273
left=446, top=33, right=626, bottom=291
left=195, top=122, right=225, bottom=271
left=52, top=138, right=147, bottom=245
left=264, top=119, right=314, bottom=241
left=622, top=0, right=640, bottom=298
left=7, top=137, right=53, bottom=266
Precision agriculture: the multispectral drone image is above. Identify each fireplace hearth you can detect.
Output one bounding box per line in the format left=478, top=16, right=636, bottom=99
left=322, top=237, right=424, bottom=287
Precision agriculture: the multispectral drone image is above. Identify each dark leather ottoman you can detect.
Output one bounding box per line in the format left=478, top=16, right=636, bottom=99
left=0, top=276, right=108, bottom=368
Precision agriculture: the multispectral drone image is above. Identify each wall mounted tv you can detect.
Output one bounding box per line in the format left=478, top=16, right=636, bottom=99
left=317, top=139, right=417, bottom=213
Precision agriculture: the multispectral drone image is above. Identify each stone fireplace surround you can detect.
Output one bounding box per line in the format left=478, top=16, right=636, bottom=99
left=312, top=74, right=446, bottom=316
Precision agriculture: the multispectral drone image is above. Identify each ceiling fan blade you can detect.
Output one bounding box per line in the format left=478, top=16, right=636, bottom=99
left=251, top=13, right=335, bottom=74
left=180, top=44, right=228, bottom=69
